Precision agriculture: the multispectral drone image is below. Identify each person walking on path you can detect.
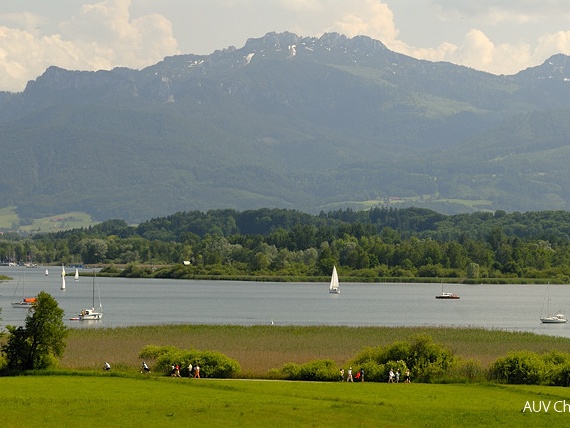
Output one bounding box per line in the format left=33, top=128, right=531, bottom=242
left=359, top=368, right=364, bottom=382
left=339, top=368, right=345, bottom=381
left=194, top=364, right=200, bottom=378
left=347, top=367, right=353, bottom=382
left=404, top=369, right=411, bottom=383
left=395, top=369, right=400, bottom=383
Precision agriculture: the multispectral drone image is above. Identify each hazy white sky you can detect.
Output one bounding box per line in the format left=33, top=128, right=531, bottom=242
left=2, top=0, right=570, bottom=92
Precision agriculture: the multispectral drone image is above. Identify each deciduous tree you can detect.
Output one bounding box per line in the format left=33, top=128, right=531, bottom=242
left=2, top=292, right=68, bottom=371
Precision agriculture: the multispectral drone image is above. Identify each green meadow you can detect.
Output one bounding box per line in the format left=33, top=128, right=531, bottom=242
left=0, top=206, right=19, bottom=230
left=0, top=376, right=568, bottom=427
left=0, top=206, right=97, bottom=233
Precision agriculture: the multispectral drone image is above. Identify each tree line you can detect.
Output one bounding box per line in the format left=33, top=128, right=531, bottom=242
left=3, top=207, right=570, bottom=281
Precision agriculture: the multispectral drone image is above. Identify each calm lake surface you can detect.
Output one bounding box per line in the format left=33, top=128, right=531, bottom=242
left=1, top=266, right=570, bottom=338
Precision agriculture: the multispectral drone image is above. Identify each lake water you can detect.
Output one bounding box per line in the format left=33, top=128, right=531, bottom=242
left=1, top=266, right=569, bottom=339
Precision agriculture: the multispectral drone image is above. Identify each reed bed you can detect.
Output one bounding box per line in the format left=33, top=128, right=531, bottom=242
left=61, top=325, right=570, bottom=375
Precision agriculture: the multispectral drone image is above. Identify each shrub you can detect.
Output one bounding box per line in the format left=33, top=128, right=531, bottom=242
left=299, top=359, right=338, bottom=381
left=490, top=351, right=545, bottom=385
left=279, top=362, right=301, bottom=379
left=348, top=334, right=454, bottom=383
left=383, top=341, right=411, bottom=364
left=138, top=345, right=240, bottom=378
left=139, top=345, right=178, bottom=360
left=356, top=361, right=386, bottom=383
left=405, top=334, right=455, bottom=382
left=196, top=350, right=241, bottom=378
left=279, top=359, right=338, bottom=381
left=551, top=363, right=570, bottom=387
left=352, top=346, right=385, bottom=365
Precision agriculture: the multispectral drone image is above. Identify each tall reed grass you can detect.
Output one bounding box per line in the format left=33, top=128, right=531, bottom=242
left=61, top=325, right=570, bottom=376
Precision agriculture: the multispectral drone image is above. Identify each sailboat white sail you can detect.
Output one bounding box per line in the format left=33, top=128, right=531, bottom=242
left=61, top=264, right=66, bottom=290
left=74, top=268, right=79, bottom=281
left=78, top=270, right=103, bottom=320
left=329, top=265, right=340, bottom=294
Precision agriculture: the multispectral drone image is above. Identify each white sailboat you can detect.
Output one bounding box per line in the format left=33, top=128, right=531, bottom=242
left=329, top=265, right=340, bottom=294
left=78, top=270, right=103, bottom=320
left=74, top=268, right=79, bottom=281
left=11, top=270, right=37, bottom=308
left=540, top=286, right=567, bottom=324
left=61, top=264, right=66, bottom=290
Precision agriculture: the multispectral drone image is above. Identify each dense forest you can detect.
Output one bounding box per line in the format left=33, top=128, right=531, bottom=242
left=3, top=207, right=570, bottom=282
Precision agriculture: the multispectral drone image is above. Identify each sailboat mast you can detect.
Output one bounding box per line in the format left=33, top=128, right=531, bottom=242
left=92, top=270, right=96, bottom=308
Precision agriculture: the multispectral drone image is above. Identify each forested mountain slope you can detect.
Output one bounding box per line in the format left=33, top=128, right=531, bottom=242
left=2, top=32, right=570, bottom=223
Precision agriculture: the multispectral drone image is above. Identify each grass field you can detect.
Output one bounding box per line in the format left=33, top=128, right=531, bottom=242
left=18, top=211, right=97, bottom=233
left=0, top=375, right=568, bottom=427
left=0, top=206, right=19, bottom=230
left=0, top=206, right=98, bottom=232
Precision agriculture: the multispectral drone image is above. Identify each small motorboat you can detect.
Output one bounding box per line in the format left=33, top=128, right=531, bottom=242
left=435, top=282, right=460, bottom=299
left=435, top=292, right=460, bottom=299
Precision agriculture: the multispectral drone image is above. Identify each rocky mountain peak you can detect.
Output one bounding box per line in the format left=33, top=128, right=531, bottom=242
left=516, top=53, right=570, bottom=81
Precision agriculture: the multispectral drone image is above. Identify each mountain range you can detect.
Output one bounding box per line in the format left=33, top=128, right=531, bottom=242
left=2, top=31, right=570, bottom=225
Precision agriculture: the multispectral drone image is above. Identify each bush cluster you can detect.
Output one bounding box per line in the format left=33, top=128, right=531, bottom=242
left=277, top=359, right=339, bottom=381
left=271, top=334, right=570, bottom=385
left=275, top=334, right=457, bottom=383
left=490, top=350, right=570, bottom=386
left=139, top=345, right=241, bottom=378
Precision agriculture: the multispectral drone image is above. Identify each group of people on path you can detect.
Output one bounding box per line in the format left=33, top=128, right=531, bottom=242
left=388, top=368, right=411, bottom=383
left=339, top=366, right=411, bottom=383
left=172, top=363, right=200, bottom=378
left=340, top=367, right=365, bottom=382
left=105, top=361, right=200, bottom=377
left=107, top=359, right=409, bottom=383
left=186, top=363, right=201, bottom=378
left=171, top=364, right=181, bottom=377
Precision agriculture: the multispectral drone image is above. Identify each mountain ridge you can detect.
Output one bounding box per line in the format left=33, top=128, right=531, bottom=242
left=2, top=31, right=570, bottom=225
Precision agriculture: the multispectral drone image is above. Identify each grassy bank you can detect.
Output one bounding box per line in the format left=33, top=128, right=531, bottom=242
left=0, top=376, right=568, bottom=427
left=61, top=325, right=570, bottom=375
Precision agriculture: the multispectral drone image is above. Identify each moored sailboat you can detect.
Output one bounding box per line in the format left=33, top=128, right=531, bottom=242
left=540, top=286, right=567, bottom=324
left=77, top=270, right=103, bottom=321
left=11, top=270, right=36, bottom=308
